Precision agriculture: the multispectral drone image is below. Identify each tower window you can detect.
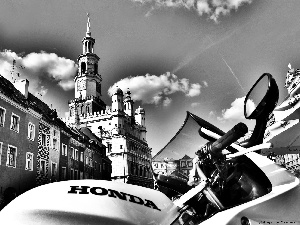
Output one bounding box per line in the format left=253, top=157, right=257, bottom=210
left=96, top=83, right=101, bottom=94
left=81, top=62, right=86, bottom=74
left=94, top=63, right=98, bottom=73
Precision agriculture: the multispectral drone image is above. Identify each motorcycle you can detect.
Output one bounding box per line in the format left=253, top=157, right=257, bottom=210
left=1, top=73, right=300, bottom=225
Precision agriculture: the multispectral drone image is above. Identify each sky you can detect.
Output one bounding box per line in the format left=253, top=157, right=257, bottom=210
left=0, top=0, right=300, bottom=155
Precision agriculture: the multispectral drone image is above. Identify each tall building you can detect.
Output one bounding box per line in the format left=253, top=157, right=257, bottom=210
left=65, top=15, right=153, bottom=188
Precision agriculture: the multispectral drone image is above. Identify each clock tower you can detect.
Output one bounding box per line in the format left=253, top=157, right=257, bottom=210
left=68, top=14, right=106, bottom=122
left=65, top=14, right=153, bottom=189
left=75, top=14, right=101, bottom=99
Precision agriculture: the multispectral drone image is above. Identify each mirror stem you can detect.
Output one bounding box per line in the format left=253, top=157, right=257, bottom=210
left=240, top=117, right=268, bottom=150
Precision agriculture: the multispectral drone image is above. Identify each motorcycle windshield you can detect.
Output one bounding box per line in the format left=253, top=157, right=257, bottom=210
left=152, top=111, right=225, bottom=176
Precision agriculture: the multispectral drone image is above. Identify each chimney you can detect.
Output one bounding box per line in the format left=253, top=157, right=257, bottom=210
left=14, top=79, right=29, bottom=98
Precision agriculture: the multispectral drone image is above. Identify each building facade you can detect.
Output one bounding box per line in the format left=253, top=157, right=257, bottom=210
left=263, top=64, right=300, bottom=174
left=65, top=16, right=153, bottom=188
left=0, top=78, right=41, bottom=195
left=152, top=155, right=193, bottom=177
left=0, top=74, right=111, bottom=198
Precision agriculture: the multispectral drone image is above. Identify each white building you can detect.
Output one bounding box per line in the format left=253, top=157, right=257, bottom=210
left=65, top=15, right=153, bottom=188
left=263, top=64, right=300, bottom=174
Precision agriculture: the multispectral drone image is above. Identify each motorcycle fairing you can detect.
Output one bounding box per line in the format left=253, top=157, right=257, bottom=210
left=199, top=171, right=300, bottom=225
left=0, top=180, right=180, bottom=225
left=153, top=111, right=300, bottom=224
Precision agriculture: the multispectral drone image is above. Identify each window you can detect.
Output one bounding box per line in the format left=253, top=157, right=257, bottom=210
left=181, top=161, right=186, bottom=167
left=7, top=145, right=17, bottom=168
left=0, top=142, right=2, bottom=165
left=62, top=143, right=67, bottom=156
left=53, top=138, right=57, bottom=150
left=70, top=147, right=74, bottom=159
left=41, top=133, right=47, bottom=146
left=94, top=63, right=98, bottom=73
left=70, top=169, right=74, bottom=179
left=25, top=152, right=33, bottom=171
left=130, top=163, right=134, bottom=175
left=61, top=167, right=67, bottom=180
left=51, top=162, right=57, bottom=177
left=75, top=149, right=78, bottom=161
left=28, top=123, right=35, bottom=141
left=81, top=62, right=86, bottom=74
left=107, top=143, right=112, bottom=153
left=52, top=129, right=59, bottom=151
left=0, top=107, right=6, bottom=127
left=80, top=152, right=84, bottom=162
left=140, top=167, right=143, bottom=176
left=10, top=113, right=20, bottom=132
left=74, top=170, right=78, bottom=180
left=40, top=159, right=46, bottom=174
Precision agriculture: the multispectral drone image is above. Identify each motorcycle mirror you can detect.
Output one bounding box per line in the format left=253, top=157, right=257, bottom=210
left=241, top=73, right=279, bottom=148
left=245, top=74, right=269, bottom=119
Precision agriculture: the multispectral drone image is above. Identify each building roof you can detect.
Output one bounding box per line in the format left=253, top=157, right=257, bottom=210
left=0, top=75, right=72, bottom=131
left=80, top=127, right=102, bottom=145
left=113, top=87, right=123, bottom=96
left=135, top=106, right=145, bottom=114
left=0, top=75, right=29, bottom=108
left=180, top=155, right=192, bottom=160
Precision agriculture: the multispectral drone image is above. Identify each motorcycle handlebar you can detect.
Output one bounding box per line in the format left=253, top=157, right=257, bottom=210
left=203, top=123, right=248, bottom=157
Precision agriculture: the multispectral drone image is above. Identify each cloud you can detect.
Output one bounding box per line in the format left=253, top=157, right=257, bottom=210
left=191, top=102, right=201, bottom=108
left=108, top=72, right=202, bottom=106
left=35, top=86, right=48, bottom=99
left=163, top=97, right=172, bottom=107
left=217, top=96, right=255, bottom=123
left=22, top=51, right=77, bottom=90
left=131, top=0, right=253, bottom=22
left=220, top=96, right=245, bottom=121
left=0, top=50, right=77, bottom=95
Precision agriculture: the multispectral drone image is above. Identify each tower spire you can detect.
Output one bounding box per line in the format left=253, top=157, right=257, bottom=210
left=86, top=13, right=91, bottom=37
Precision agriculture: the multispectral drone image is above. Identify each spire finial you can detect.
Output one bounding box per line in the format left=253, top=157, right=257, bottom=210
left=86, top=13, right=91, bottom=37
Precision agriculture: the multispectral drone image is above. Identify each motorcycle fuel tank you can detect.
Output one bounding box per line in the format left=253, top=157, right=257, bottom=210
left=0, top=180, right=180, bottom=225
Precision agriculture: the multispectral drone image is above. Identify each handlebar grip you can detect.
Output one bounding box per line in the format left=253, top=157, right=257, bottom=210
left=209, top=122, right=248, bottom=156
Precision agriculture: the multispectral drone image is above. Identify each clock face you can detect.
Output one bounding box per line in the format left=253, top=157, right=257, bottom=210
left=77, top=79, right=86, bottom=91
left=82, top=80, right=86, bottom=90
left=88, top=58, right=95, bottom=64
left=77, top=80, right=82, bottom=91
